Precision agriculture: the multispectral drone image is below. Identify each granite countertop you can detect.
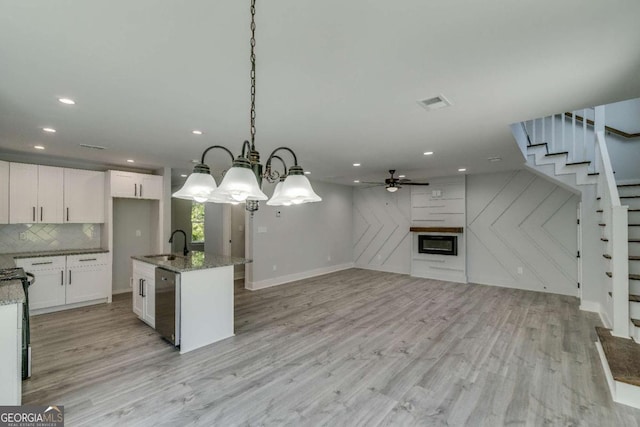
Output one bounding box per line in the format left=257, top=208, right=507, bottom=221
left=132, top=251, right=252, bottom=273
left=0, top=248, right=109, bottom=306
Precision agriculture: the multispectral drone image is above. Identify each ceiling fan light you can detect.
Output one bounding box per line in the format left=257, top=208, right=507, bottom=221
left=212, top=156, right=268, bottom=202
left=386, top=185, right=399, bottom=193
left=280, top=166, right=322, bottom=204
left=172, top=164, right=218, bottom=202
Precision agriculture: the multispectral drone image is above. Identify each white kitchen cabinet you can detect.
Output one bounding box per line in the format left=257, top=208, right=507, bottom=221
left=64, top=168, right=105, bottom=223
left=16, top=253, right=109, bottom=311
left=0, top=161, right=9, bottom=224
left=9, top=163, right=65, bottom=223
left=66, top=254, right=109, bottom=304
left=110, top=170, right=162, bottom=200
left=132, top=260, right=155, bottom=327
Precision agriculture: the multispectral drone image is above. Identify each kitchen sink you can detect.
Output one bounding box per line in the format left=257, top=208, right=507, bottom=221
left=144, top=254, right=186, bottom=262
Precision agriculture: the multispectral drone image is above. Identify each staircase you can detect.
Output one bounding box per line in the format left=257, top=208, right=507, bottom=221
left=513, top=106, right=640, bottom=409
left=613, top=183, right=640, bottom=342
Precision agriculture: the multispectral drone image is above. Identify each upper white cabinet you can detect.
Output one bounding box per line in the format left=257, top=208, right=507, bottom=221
left=109, top=171, right=162, bottom=200
left=0, top=161, right=8, bottom=224
left=64, top=169, right=105, bottom=223
left=7, top=162, right=105, bottom=224
left=9, top=163, right=64, bottom=224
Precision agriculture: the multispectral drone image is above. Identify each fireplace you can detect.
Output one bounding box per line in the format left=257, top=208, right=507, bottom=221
left=418, top=235, right=457, bottom=256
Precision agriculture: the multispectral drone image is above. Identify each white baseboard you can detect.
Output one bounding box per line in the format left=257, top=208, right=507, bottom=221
left=580, top=301, right=612, bottom=328
left=412, top=270, right=467, bottom=284
left=468, top=274, right=575, bottom=296
left=246, top=262, right=354, bottom=291
left=31, top=298, right=108, bottom=316
left=354, top=264, right=410, bottom=275
left=112, top=288, right=133, bottom=295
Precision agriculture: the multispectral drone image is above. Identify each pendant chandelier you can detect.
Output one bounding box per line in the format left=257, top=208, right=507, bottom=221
left=173, top=0, right=321, bottom=212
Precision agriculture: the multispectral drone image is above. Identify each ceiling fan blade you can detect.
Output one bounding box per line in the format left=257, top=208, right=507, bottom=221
left=404, top=182, right=430, bottom=186
left=361, top=181, right=385, bottom=185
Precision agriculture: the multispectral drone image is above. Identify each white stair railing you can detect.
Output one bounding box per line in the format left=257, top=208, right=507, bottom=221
left=595, top=124, right=629, bottom=338
left=522, top=109, right=598, bottom=173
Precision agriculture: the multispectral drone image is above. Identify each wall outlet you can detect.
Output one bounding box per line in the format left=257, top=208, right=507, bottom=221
left=135, top=230, right=142, bottom=237
left=517, top=266, right=523, bottom=275
left=272, top=265, right=277, bottom=271
left=19, top=232, right=28, bottom=241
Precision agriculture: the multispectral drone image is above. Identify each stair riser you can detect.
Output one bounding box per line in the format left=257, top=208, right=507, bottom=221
left=634, top=326, right=640, bottom=344
left=618, top=186, right=640, bottom=197
left=631, top=301, right=640, bottom=319
left=629, top=228, right=640, bottom=240
left=631, top=263, right=640, bottom=275
left=631, top=281, right=640, bottom=295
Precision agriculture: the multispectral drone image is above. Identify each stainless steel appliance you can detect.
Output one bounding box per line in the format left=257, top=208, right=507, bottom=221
left=0, top=267, right=34, bottom=379
left=155, top=267, right=180, bottom=347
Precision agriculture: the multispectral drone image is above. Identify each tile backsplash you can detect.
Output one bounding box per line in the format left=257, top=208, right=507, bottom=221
left=0, top=224, right=102, bottom=254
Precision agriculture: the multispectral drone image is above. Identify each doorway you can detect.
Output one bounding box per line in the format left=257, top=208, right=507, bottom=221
left=224, top=204, right=246, bottom=279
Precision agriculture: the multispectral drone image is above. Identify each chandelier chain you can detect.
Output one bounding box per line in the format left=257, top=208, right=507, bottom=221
left=250, top=0, right=257, bottom=149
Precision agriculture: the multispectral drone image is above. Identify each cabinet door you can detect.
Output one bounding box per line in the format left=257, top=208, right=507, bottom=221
left=65, top=265, right=109, bottom=304
left=64, top=169, right=105, bottom=223
left=37, top=165, right=64, bottom=224
left=132, top=274, right=144, bottom=317
left=9, top=163, right=38, bottom=224
left=110, top=171, right=137, bottom=198
left=142, top=275, right=155, bottom=328
left=0, top=161, right=8, bottom=224
left=27, top=269, right=66, bottom=310
left=139, top=175, right=163, bottom=200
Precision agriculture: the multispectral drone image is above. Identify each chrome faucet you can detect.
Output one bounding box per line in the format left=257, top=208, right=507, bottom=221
left=168, top=229, right=189, bottom=256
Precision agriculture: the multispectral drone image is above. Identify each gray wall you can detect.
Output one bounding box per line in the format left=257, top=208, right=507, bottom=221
left=112, top=198, right=156, bottom=293
left=353, top=186, right=411, bottom=273
left=204, top=203, right=224, bottom=255
left=170, top=197, right=193, bottom=253
left=605, top=133, right=640, bottom=183
left=247, top=180, right=353, bottom=289
left=466, top=170, right=579, bottom=296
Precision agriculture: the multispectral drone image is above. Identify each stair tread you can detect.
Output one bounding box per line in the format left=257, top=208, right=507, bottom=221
left=605, top=272, right=640, bottom=280
left=528, top=143, right=548, bottom=148
left=631, top=294, right=640, bottom=303
left=621, top=195, right=640, bottom=199
left=633, top=319, right=640, bottom=328
left=597, top=210, right=603, bottom=213
left=588, top=172, right=600, bottom=176
left=596, top=327, right=640, bottom=387
left=602, top=254, right=640, bottom=260
left=545, top=151, right=569, bottom=157
left=601, top=238, right=640, bottom=242
left=565, top=161, right=591, bottom=166
left=618, top=183, right=640, bottom=188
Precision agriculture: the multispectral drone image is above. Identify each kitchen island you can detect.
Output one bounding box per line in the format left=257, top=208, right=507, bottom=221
left=131, top=251, right=250, bottom=354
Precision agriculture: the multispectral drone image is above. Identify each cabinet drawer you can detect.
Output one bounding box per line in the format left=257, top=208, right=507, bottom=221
left=67, top=253, right=108, bottom=267
left=15, top=256, right=65, bottom=270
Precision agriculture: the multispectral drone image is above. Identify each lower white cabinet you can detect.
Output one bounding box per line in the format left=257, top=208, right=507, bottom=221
left=0, top=303, right=22, bottom=405
left=16, top=253, right=109, bottom=312
left=132, top=260, right=155, bottom=327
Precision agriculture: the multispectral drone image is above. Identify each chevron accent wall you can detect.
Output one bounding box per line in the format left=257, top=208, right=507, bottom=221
left=467, top=170, right=579, bottom=296
left=353, top=186, right=411, bottom=274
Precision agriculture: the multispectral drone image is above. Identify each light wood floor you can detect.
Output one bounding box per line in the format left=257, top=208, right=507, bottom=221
left=23, top=269, right=640, bottom=426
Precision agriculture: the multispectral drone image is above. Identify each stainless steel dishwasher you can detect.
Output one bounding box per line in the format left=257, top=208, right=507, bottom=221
left=155, top=267, right=180, bottom=347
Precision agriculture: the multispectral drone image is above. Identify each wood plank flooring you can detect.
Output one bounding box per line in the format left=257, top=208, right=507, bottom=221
left=23, top=269, right=640, bottom=426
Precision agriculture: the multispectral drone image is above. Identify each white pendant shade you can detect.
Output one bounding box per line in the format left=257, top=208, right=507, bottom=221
left=266, top=181, right=292, bottom=206
left=212, top=165, right=268, bottom=202
left=172, top=172, right=218, bottom=203
left=386, top=186, right=398, bottom=193
left=280, top=174, right=322, bottom=204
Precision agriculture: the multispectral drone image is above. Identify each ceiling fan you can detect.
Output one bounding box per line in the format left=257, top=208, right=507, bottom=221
left=361, top=170, right=429, bottom=192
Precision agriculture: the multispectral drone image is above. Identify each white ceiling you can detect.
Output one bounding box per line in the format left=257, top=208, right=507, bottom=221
left=1, top=0, right=639, bottom=186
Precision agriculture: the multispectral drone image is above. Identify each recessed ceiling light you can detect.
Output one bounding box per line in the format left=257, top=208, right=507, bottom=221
left=353, top=163, right=361, bottom=167
left=180, top=174, right=188, bottom=178
left=423, top=151, right=433, bottom=156
left=488, top=156, right=502, bottom=162
left=304, top=171, right=311, bottom=175
left=126, top=159, right=135, bottom=163
left=192, top=130, right=203, bottom=135
left=58, top=98, right=75, bottom=105
left=458, top=168, right=467, bottom=172
left=34, top=145, right=45, bottom=150
left=42, top=127, right=56, bottom=133
left=353, top=180, right=360, bottom=183
left=191, top=159, right=199, bottom=164
left=398, top=175, right=406, bottom=178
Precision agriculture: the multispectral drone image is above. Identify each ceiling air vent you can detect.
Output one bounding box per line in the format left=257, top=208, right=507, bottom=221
left=79, top=144, right=106, bottom=150
left=417, top=94, right=452, bottom=111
